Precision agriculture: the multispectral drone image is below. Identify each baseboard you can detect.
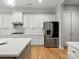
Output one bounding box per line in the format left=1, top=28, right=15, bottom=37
left=31, top=45, right=44, bottom=47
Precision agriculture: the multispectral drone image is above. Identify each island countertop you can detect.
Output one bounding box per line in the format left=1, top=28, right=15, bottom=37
left=0, top=38, right=31, bottom=57
left=66, top=42, right=79, bottom=50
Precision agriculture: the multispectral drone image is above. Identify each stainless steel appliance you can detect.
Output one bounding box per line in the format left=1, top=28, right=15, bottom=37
left=43, top=21, right=59, bottom=48
left=12, top=22, right=24, bottom=34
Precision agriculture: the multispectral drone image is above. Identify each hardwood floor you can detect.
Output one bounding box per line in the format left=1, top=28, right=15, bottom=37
left=31, top=46, right=67, bottom=59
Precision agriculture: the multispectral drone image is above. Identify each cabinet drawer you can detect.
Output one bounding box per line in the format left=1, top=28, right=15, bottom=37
left=68, top=54, right=78, bottom=59
left=68, top=46, right=79, bottom=58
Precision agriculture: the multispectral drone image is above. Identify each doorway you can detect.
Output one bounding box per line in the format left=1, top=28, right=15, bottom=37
left=62, top=11, right=79, bottom=47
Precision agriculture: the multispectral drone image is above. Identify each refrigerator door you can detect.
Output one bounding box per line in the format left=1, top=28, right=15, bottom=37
left=43, top=22, right=53, bottom=37
left=44, top=37, right=59, bottom=48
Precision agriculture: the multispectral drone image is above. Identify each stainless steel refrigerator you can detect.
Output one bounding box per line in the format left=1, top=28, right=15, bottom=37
left=43, top=21, right=59, bottom=48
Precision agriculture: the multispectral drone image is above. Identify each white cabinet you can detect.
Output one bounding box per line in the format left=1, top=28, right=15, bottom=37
left=23, top=15, right=29, bottom=28
left=3, top=14, right=8, bottom=28
left=0, top=15, right=3, bottom=28
left=23, top=14, right=55, bottom=28
left=0, top=12, right=23, bottom=28
left=31, top=34, right=44, bottom=45
left=67, top=45, right=79, bottom=59
left=3, top=14, right=13, bottom=28
left=24, top=28, right=44, bottom=45
left=0, top=13, right=12, bottom=28
left=23, top=14, right=42, bottom=28
left=68, top=54, right=78, bottom=59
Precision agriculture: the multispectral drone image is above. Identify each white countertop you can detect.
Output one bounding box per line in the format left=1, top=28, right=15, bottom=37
left=0, top=38, right=31, bottom=57
left=66, top=42, right=79, bottom=50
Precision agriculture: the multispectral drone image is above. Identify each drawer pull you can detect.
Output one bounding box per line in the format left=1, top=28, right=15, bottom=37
left=72, top=51, right=76, bottom=53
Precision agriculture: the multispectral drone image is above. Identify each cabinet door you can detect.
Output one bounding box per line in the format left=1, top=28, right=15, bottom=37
left=23, top=14, right=29, bottom=28
left=7, top=14, right=13, bottom=28
left=68, top=54, right=78, bottom=59
left=62, top=12, right=72, bottom=46
left=29, top=15, right=36, bottom=28
left=0, top=15, right=3, bottom=28
left=3, top=14, right=8, bottom=28
left=23, top=14, right=55, bottom=28
left=2, top=13, right=12, bottom=28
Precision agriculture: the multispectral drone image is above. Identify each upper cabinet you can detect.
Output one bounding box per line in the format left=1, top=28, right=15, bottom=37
left=0, top=14, right=3, bottom=28
left=3, top=14, right=13, bottom=28
left=0, top=13, right=13, bottom=28
left=0, top=12, right=23, bottom=29
left=23, top=13, right=55, bottom=28
left=0, top=12, right=55, bottom=29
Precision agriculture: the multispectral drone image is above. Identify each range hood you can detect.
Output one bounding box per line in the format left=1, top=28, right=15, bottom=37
left=12, top=12, right=23, bottom=24
left=12, top=22, right=23, bottom=25
left=12, top=12, right=24, bottom=34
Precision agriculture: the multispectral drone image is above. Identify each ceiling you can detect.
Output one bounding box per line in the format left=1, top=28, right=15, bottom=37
left=0, top=0, right=61, bottom=12
left=64, top=0, right=79, bottom=5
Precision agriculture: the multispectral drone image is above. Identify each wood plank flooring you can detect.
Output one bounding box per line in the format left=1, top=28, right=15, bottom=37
left=31, top=46, right=67, bottom=59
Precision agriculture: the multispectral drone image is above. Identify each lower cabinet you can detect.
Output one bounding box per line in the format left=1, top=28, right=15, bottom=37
left=0, top=34, right=44, bottom=45
left=68, top=54, right=78, bottom=59
left=16, top=42, right=31, bottom=59
left=31, top=34, right=44, bottom=45
left=68, top=45, right=79, bottom=59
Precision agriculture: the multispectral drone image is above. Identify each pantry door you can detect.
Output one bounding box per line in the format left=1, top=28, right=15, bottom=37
left=62, top=12, right=72, bottom=46
left=72, top=12, right=79, bottom=42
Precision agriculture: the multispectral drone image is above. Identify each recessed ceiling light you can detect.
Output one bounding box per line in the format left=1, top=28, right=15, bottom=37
left=3, top=0, right=16, bottom=7
left=38, top=0, right=42, bottom=3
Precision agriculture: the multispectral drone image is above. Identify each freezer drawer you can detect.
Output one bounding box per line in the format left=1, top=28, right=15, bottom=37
left=44, top=38, right=59, bottom=48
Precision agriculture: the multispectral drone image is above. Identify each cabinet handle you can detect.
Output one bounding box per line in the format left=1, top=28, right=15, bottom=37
left=72, top=51, right=76, bottom=53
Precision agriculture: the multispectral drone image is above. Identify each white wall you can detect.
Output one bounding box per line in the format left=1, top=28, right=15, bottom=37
left=55, top=4, right=64, bottom=48
left=64, top=5, right=79, bottom=11
left=55, top=0, right=65, bottom=48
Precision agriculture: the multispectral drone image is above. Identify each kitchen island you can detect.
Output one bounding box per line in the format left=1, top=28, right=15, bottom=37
left=0, top=38, right=31, bottom=59
left=0, top=33, right=44, bottom=45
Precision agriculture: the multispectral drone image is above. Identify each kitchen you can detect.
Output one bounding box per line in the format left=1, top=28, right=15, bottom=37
left=0, top=0, right=79, bottom=59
